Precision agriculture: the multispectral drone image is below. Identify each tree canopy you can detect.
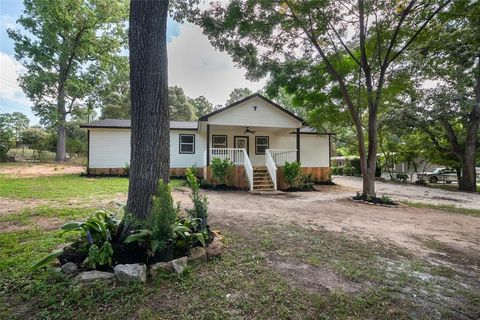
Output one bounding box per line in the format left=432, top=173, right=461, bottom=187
left=8, top=0, right=128, bottom=160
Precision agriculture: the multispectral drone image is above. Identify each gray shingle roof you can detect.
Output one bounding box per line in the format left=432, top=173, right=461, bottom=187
left=80, top=119, right=198, bottom=130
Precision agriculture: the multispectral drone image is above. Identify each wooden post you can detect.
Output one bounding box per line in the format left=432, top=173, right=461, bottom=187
left=206, top=124, right=210, bottom=165
left=296, top=128, right=300, bottom=162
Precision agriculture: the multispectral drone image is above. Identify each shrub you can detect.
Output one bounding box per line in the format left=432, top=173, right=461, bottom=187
left=284, top=161, right=302, bottom=188
left=124, top=162, right=130, bottom=175
left=336, top=167, right=344, bottom=175
left=189, top=164, right=201, bottom=178
left=331, top=167, right=338, bottom=175
left=125, top=180, right=179, bottom=256
left=210, top=157, right=234, bottom=185
left=394, top=173, right=409, bottom=183
left=415, top=179, right=427, bottom=185
left=349, top=158, right=362, bottom=175
left=32, top=209, right=120, bottom=270
left=300, top=173, right=315, bottom=190
left=343, top=166, right=356, bottom=176
left=185, top=168, right=208, bottom=231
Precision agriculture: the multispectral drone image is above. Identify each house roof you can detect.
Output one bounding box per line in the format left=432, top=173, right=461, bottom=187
left=198, top=93, right=306, bottom=124
left=80, top=119, right=198, bottom=130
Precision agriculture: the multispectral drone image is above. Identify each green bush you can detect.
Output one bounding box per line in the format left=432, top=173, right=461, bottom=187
left=349, top=158, right=362, bottom=175
left=284, top=161, right=302, bottom=188
left=32, top=209, right=121, bottom=270
left=186, top=168, right=208, bottom=231
left=343, top=166, right=356, bottom=176
left=210, top=157, right=234, bottom=184
left=125, top=180, right=179, bottom=256
left=336, top=167, right=344, bottom=175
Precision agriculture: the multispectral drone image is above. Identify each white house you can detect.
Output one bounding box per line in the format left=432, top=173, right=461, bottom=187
left=81, top=94, right=333, bottom=191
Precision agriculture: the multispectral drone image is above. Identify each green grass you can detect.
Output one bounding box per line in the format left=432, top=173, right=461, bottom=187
left=402, top=201, right=480, bottom=217
left=0, top=174, right=186, bottom=200
left=2, top=222, right=478, bottom=319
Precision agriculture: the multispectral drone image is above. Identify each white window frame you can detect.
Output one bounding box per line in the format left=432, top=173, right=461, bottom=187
left=179, top=134, right=195, bottom=154
left=212, top=135, right=227, bottom=148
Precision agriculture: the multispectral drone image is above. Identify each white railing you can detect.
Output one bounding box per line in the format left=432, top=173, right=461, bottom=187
left=210, top=148, right=245, bottom=165
left=243, top=149, right=254, bottom=191
left=210, top=148, right=253, bottom=191
left=268, top=149, right=297, bottom=166
left=265, top=149, right=277, bottom=190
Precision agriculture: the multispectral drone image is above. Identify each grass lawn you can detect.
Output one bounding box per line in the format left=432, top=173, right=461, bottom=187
left=1, top=172, right=478, bottom=319
left=0, top=174, right=185, bottom=200
left=402, top=201, right=480, bottom=217
left=2, top=219, right=478, bottom=319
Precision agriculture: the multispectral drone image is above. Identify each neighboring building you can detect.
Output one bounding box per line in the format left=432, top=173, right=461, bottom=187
left=81, top=93, right=333, bottom=191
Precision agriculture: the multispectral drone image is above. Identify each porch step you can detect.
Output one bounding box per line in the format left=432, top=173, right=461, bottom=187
left=251, top=167, right=275, bottom=191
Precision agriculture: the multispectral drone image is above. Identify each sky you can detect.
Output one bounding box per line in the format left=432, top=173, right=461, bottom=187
left=0, top=0, right=265, bottom=124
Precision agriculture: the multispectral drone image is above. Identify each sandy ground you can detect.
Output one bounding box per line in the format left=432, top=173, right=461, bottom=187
left=333, top=175, right=480, bottom=210
left=0, top=163, right=85, bottom=177
left=171, top=187, right=480, bottom=259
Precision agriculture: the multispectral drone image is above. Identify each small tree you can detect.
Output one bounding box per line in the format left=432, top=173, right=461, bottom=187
left=210, top=157, right=234, bottom=185
left=284, top=161, right=302, bottom=188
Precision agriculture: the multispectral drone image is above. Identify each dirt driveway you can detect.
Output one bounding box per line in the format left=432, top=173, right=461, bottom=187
left=333, top=175, right=480, bottom=210
left=172, top=187, right=480, bottom=259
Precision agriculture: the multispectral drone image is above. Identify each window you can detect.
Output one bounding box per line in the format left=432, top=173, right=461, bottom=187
left=179, top=134, right=195, bottom=154
left=212, top=135, right=227, bottom=148
left=255, top=136, right=269, bottom=155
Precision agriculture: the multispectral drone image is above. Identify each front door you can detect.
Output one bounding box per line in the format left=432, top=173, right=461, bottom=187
left=234, top=136, right=249, bottom=154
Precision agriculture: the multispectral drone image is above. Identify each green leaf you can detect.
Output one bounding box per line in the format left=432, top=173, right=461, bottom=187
left=124, top=229, right=152, bottom=243
left=61, top=222, right=81, bottom=231
left=195, top=233, right=206, bottom=247
left=30, top=250, right=63, bottom=271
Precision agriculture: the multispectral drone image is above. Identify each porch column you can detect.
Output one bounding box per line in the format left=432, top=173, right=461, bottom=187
left=296, top=128, right=300, bottom=162
left=206, top=124, right=210, bottom=165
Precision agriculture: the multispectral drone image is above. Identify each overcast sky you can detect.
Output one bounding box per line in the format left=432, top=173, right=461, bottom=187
left=0, top=1, right=265, bottom=124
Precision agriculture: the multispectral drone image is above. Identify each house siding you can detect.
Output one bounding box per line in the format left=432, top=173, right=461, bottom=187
left=207, top=96, right=301, bottom=128
left=88, top=129, right=207, bottom=169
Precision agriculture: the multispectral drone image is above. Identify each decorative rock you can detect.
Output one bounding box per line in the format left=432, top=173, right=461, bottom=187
left=114, top=264, right=147, bottom=283
left=75, top=270, right=115, bottom=283
left=61, top=262, right=78, bottom=275
left=171, top=257, right=188, bottom=274
left=149, top=261, right=174, bottom=277
left=206, top=236, right=224, bottom=259
left=188, top=247, right=207, bottom=264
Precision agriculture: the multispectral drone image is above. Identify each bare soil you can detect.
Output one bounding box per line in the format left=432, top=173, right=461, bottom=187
left=171, top=188, right=480, bottom=260
left=334, top=175, right=480, bottom=210
left=0, top=163, right=85, bottom=177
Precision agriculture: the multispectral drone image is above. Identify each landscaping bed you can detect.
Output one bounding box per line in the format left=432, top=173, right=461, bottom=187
left=31, top=169, right=224, bottom=285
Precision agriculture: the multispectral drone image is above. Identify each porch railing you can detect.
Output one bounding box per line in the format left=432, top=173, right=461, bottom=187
left=210, top=148, right=245, bottom=165
left=209, top=148, right=253, bottom=191
left=265, top=149, right=277, bottom=190
left=268, top=149, right=297, bottom=166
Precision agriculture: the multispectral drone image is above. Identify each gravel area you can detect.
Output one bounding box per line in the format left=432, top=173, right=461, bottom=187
left=332, top=175, right=480, bottom=210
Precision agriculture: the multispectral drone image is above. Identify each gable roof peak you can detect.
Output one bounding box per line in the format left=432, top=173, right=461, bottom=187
left=198, top=93, right=305, bottom=124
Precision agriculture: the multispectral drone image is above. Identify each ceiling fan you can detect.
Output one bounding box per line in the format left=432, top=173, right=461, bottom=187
left=244, top=127, right=256, bottom=134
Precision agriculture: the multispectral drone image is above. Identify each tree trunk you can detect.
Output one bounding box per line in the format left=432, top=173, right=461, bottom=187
left=126, top=0, right=170, bottom=220
left=55, top=87, right=67, bottom=162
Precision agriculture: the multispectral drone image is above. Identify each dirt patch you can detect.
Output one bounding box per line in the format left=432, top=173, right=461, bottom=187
left=0, top=163, right=85, bottom=177
left=168, top=189, right=480, bottom=262
left=266, top=254, right=361, bottom=294
left=0, top=197, right=51, bottom=217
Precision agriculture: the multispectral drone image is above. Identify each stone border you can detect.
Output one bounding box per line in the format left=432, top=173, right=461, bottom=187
left=63, top=231, right=225, bottom=284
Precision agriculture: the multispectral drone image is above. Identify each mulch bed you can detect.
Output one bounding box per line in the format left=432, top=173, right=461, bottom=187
left=352, top=194, right=398, bottom=206
left=200, top=184, right=241, bottom=191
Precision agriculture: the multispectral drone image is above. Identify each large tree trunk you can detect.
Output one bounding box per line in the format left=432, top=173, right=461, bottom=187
left=55, top=87, right=67, bottom=162
left=126, top=0, right=170, bottom=220
left=459, top=80, right=480, bottom=192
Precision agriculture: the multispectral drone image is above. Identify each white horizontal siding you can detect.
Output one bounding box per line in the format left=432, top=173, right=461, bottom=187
left=89, top=129, right=131, bottom=168
left=272, top=134, right=330, bottom=167
left=208, top=96, right=301, bottom=128
left=88, top=129, right=206, bottom=169
left=170, top=130, right=207, bottom=168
